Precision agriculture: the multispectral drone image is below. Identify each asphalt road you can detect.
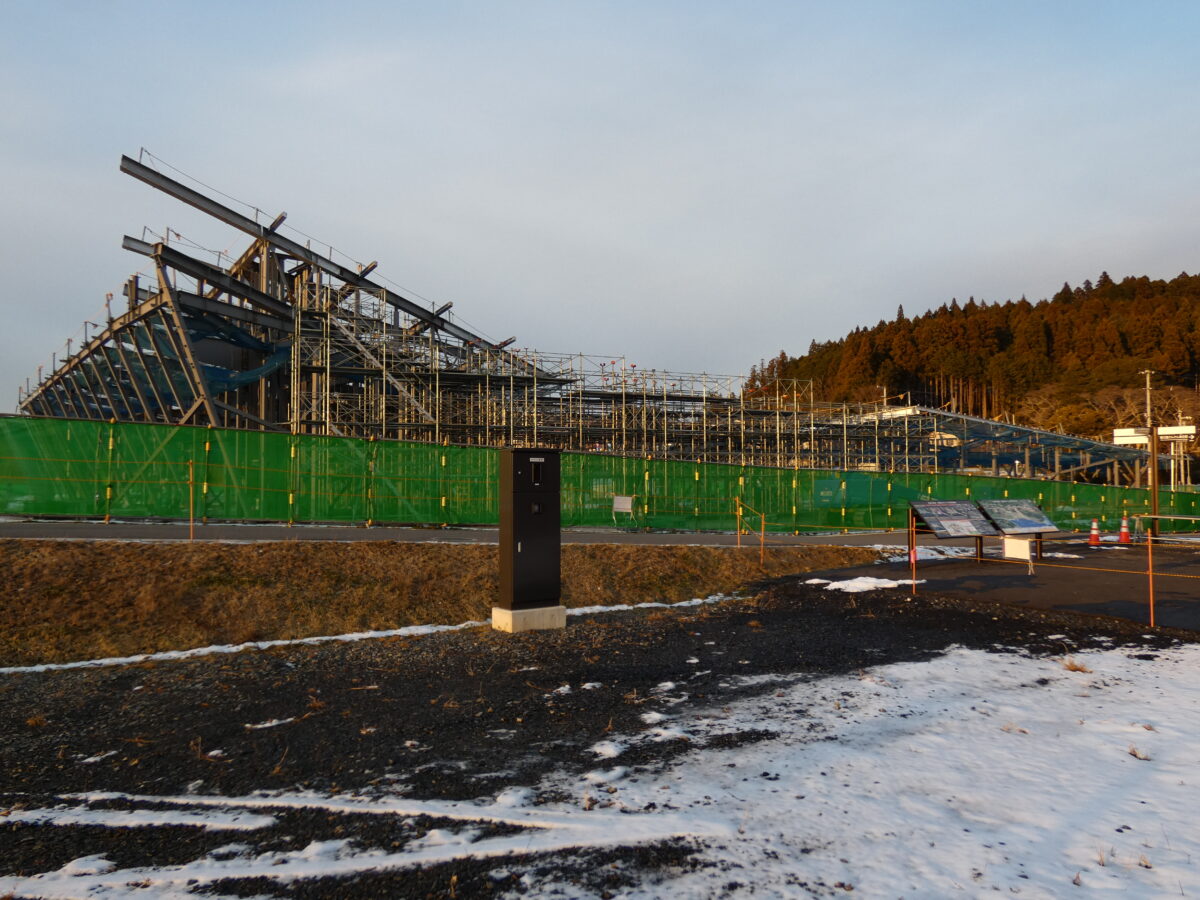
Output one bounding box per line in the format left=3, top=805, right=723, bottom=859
left=820, top=537, right=1200, bottom=631
left=0, top=517, right=964, bottom=548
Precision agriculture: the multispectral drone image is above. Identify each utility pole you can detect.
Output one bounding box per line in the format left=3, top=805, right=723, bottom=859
left=1141, top=369, right=1160, bottom=536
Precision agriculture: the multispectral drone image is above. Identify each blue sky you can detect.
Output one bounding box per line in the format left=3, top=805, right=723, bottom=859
left=3, top=1, right=1199, bottom=407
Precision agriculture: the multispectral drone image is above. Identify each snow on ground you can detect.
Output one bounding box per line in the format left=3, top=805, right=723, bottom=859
left=4, top=643, right=1198, bottom=898
left=804, top=576, right=923, bottom=592
left=0, top=595, right=734, bottom=676
left=3, top=806, right=276, bottom=832
left=869, top=544, right=978, bottom=563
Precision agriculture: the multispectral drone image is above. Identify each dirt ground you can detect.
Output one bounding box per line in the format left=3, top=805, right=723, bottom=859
left=1, top=578, right=1192, bottom=898
left=0, top=540, right=879, bottom=667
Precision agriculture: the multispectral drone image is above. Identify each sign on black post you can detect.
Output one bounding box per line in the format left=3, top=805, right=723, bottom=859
left=494, top=449, right=565, bottom=632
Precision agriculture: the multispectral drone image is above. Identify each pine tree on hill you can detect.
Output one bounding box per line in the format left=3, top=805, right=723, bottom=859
left=754, top=271, right=1200, bottom=437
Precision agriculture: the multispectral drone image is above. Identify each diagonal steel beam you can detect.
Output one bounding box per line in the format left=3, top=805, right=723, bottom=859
left=122, top=236, right=292, bottom=319
left=156, top=263, right=220, bottom=426
left=140, top=312, right=190, bottom=415
left=330, top=317, right=434, bottom=424
left=174, top=291, right=291, bottom=332
left=119, top=155, right=511, bottom=353
left=121, top=324, right=170, bottom=421
left=212, top=399, right=283, bottom=431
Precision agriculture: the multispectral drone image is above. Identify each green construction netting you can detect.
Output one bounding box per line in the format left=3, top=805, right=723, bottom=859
left=1, top=415, right=1195, bottom=532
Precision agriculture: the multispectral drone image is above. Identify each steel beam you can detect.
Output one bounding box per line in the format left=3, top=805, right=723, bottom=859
left=139, top=314, right=188, bottom=415
left=174, top=290, right=290, bottom=332
left=120, top=156, right=499, bottom=349
left=76, top=355, right=118, bottom=419
left=158, top=270, right=220, bottom=427
left=99, top=344, right=147, bottom=421
left=122, top=331, right=170, bottom=421
left=122, top=237, right=292, bottom=319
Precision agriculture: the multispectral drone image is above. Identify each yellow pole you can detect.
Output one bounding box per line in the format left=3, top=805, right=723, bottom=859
left=188, top=459, right=195, bottom=542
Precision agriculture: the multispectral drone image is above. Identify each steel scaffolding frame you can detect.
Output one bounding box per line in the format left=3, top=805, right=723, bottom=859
left=15, top=153, right=1158, bottom=482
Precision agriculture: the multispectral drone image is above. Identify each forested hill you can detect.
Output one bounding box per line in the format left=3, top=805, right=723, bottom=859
left=749, top=271, right=1200, bottom=438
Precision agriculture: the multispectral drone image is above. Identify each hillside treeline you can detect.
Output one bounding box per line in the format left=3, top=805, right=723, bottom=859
left=750, top=271, right=1200, bottom=438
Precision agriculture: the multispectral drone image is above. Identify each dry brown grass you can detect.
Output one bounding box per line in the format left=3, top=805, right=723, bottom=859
left=1061, top=656, right=1092, bottom=673
left=0, top=539, right=877, bottom=666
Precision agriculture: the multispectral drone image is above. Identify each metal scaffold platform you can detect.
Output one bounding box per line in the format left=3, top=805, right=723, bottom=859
left=16, top=153, right=1159, bottom=484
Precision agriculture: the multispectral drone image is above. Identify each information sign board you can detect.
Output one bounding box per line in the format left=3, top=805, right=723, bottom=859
left=978, top=498, right=1057, bottom=535
left=910, top=500, right=999, bottom=538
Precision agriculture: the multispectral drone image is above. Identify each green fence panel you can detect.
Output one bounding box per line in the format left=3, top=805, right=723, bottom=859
left=107, top=420, right=203, bottom=519
left=1, top=415, right=1194, bottom=533
left=0, top=418, right=109, bottom=517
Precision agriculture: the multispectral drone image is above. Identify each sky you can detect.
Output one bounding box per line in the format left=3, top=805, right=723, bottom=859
left=3, top=1, right=1200, bottom=410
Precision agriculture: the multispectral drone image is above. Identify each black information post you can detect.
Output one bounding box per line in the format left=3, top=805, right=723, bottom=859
left=494, top=448, right=566, bottom=632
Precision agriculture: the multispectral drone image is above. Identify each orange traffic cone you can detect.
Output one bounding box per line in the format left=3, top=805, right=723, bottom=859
left=1089, top=519, right=1101, bottom=547
left=1118, top=515, right=1132, bottom=544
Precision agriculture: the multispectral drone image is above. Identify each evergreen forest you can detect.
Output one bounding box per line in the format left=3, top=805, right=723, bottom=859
left=749, top=271, right=1200, bottom=439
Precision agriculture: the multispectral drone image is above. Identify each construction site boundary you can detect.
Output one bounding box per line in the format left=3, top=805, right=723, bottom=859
left=1, top=415, right=1194, bottom=533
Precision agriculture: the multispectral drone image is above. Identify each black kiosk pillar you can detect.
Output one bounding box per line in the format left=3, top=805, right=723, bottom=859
left=493, top=448, right=565, bottom=632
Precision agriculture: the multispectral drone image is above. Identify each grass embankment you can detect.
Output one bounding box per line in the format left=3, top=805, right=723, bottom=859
left=0, top=540, right=880, bottom=666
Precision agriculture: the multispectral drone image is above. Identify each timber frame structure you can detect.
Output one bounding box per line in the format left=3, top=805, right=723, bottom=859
left=16, top=153, right=1164, bottom=484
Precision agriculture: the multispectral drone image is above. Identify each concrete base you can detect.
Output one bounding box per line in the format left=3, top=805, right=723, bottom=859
left=491, top=605, right=567, bottom=633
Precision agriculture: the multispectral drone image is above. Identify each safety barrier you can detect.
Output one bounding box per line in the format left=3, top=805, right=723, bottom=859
left=1, top=415, right=1195, bottom=533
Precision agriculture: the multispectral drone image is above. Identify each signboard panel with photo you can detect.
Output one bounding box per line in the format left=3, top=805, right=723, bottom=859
left=910, top=500, right=999, bottom=538
left=978, top=498, right=1057, bottom=535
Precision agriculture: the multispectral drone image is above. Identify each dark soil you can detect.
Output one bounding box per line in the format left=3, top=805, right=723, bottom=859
left=1, top=575, right=1193, bottom=898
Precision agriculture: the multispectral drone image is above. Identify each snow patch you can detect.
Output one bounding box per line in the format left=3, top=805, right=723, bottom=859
left=245, top=717, right=295, bottom=730
left=590, top=740, right=626, bottom=759
left=60, top=856, right=115, bottom=876
left=6, top=646, right=1199, bottom=897
left=583, top=767, right=629, bottom=785
left=6, top=805, right=275, bottom=831
left=491, top=787, right=534, bottom=809
left=821, top=576, right=924, bottom=592
left=869, top=544, right=978, bottom=563
left=1, top=594, right=736, bottom=675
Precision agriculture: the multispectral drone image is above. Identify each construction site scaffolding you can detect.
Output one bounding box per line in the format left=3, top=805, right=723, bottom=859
left=15, top=152, right=1162, bottom=484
